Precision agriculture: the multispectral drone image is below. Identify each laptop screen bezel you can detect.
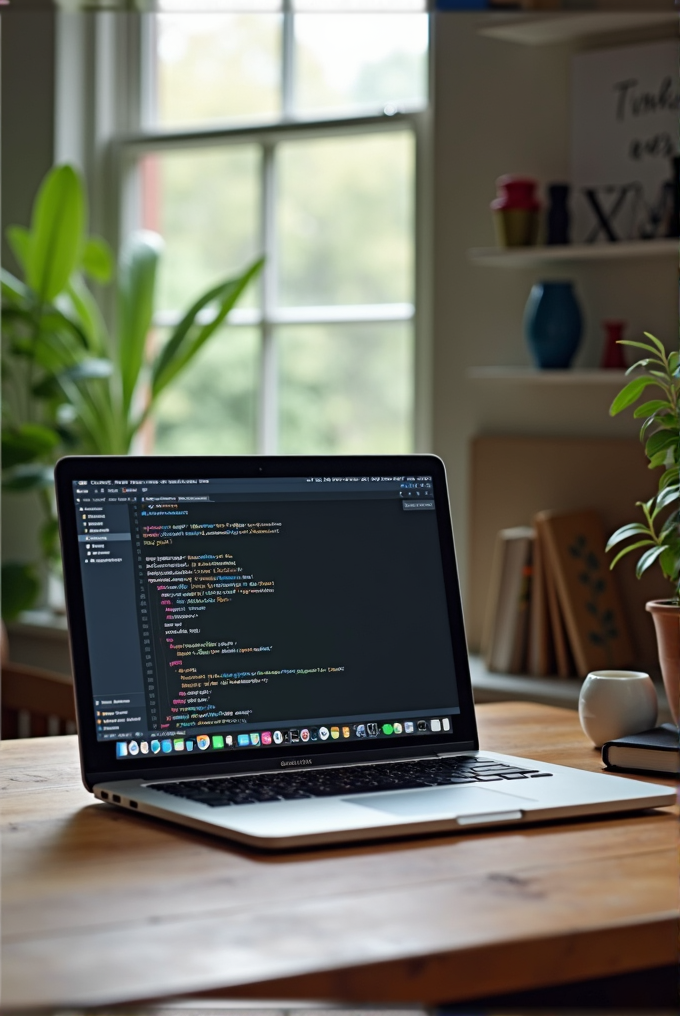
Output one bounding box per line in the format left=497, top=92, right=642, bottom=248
left=54, top=454, right=479, bottom=789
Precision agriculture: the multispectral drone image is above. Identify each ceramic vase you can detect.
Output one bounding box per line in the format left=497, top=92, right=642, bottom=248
left=645, top=600, right=680, bottom=725
left=524, top=281, right=583, bottom=369
left=600, top=320, right=627, bottom=370
left=546, top=183, right=571, bottom=245
left=491, top=176, right=540, bottom=248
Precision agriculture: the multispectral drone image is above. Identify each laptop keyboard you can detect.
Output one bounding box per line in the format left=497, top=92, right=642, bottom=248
left=150, top=756, right=552, bottom=808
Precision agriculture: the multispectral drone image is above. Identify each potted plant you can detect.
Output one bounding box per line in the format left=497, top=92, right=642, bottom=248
left=606, top=332, right=680, bottom=724
left=2, top=164, right=263, bottom=620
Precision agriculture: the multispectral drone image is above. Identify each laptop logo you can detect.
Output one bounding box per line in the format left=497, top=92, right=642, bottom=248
left=280, top=758, right=313, bottom=767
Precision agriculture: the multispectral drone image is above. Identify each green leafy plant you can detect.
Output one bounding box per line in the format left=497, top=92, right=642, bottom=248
left=2, top=163, right=263, bottom=620
left=606, top=333, right=680, bottom=602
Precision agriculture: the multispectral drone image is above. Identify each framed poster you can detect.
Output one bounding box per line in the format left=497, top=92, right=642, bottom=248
left=571, top=40, right=679, bottom=244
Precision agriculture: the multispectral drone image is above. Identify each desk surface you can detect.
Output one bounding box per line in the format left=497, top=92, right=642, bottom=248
left=2, top=702, right=678, bottom=1011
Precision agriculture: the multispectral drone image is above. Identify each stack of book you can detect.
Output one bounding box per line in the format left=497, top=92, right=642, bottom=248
left=482, top=509, right=634, bottom=678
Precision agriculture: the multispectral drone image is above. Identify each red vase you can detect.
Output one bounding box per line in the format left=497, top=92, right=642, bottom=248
left=491, top=176, right=541, bottom=247
left=600, top=321, right=627, bottom=369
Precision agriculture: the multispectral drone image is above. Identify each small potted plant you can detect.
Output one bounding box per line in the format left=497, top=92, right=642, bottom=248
left=606, top=332, right=680, bottom=724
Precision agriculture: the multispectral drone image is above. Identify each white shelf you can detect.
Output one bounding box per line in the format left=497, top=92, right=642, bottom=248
left=468, top=368, right=628, bottom=384
left=479, top=12, right=678, bottom=47
left=468, top=239, right=678, bottom=269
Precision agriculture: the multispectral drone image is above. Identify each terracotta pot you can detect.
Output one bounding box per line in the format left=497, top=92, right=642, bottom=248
left=645, top=600, right=680, bottom=725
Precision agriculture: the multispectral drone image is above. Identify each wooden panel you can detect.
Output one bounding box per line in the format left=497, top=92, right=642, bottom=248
left=468, top=436, right=669, bottom=669
left=1, top=662, right=76, bottom=739
left=1, top=703, right=677, bottom=1010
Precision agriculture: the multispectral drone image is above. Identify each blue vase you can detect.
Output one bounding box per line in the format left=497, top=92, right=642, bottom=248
left=524, top=281, right=583, bottom=369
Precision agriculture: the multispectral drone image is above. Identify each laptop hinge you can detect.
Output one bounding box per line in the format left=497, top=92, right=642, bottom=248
left=437, top=750, right=479, bottom=758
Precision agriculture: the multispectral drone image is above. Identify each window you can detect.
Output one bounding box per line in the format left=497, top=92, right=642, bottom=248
left=118, top=2, right=429, bottom=455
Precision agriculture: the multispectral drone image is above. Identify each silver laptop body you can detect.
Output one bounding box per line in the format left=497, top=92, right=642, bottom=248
left=55, top=454, right=674, bottom=849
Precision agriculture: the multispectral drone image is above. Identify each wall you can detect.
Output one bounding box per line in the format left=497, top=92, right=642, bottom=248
left=1, top=7, right=56, bottom=595
left=430, top=12, right=678, bottom=631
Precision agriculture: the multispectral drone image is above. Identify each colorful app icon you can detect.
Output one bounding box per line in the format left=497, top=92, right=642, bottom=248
left=212, top=735, right=225, bottom=749
left=393, top=722, right=403, bottom=735
left=250, top=732, right=260, bottom=746
left=128, top=740, right=139, bottom=756
left=173, top=738, right=185, bottom=751
left=150, top=739, right=161, bottom=754
left=196, top=734, right=210, bottom=750
left=225, top=734, right=234, bottom=747
left=116, top=741, right=128, bottom=758
left=330, top=726, right=340, bottom=739
left=382, top=723, right=394, bottom=736
left=366, top=722, right=379, bottom=737
left=186, top=740, right=194, bottom=751
left=430, top=718, right=442, bottom=732
left=290, top=729, right=300, bottom=743
left=342, top=726, right=351, bottom=738
left=161, top=739, right=173, bottom=753
left=404, top=721, right=414, bottom=734
left=273, top=730, right=283, bottom=744
left=354, top=723, right=366, bottom=738
left=140, top=741, right=149, bottom=754
left=300, top=728, right=310, bottom=742
left=318, top=726, right=330, bottom=741
left=442, top=717, right=451, bottom=732
left=417, top=719, right=428, bottom=732
left=310, top=728, right=319, bottom=741
left=238, top=733, right=250, bottom=747
left=261, top=731, right=272, bottom=745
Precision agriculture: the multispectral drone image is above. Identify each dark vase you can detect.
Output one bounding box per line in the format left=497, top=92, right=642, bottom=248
left=600, top=320, right=627, bottom=370
left=546, top=183, right=571, bottom=245
left=524, top=281, right=583, bottom=369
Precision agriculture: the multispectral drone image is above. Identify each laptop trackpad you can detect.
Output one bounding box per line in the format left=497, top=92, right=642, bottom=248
left=346, top=785, right=536, bottom=819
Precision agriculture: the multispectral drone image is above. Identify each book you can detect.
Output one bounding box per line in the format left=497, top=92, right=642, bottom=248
left=528, top=529, right=556, bottom=677
left=534, top=509, right=633, bottom=677
left=482, top=527, right=534, bottom=674
left=602, top=724, right=680, bottom=776
left=536, top=524, right=575, bottom=678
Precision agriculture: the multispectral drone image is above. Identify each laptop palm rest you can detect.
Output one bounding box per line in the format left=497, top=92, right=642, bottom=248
left=346, top=785, right=537, bottom=819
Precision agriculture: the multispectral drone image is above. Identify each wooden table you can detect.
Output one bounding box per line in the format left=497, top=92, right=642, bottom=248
left=2, top=702, right=678, bottom=1010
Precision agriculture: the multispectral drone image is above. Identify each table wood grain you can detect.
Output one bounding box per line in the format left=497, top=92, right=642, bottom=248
left=2, top=702, right=677, bottom=1010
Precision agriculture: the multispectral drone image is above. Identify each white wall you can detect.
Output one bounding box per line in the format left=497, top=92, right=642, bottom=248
left=430, top=12, right=677, bottom=616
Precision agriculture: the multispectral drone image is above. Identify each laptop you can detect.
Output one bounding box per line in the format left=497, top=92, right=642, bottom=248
left=55, top=454, right=674, bottom=849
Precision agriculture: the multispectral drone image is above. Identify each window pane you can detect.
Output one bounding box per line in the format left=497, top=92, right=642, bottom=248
left=294, top=14, right=427, bottom=117
left=154, top=12, right=282, bottom=129
left=278, top=322, right=413, bottom=454
left=153, top=326, right=260, bottom=455
left=278, top=131, right=414, bottom=306
left=141, top=146, right=261, bottom=313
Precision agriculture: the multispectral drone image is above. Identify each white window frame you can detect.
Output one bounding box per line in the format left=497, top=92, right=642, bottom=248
left=55, top=7, right=433, bottom=454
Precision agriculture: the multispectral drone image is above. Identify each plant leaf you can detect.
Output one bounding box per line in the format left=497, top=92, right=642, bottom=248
left=1, top=562, right=40, bottom=621
left=643, top=332, right=668, bottom=355
left=6, top=225, right=31, bottom=273
left=2, top=463, right=54, bottom=492
left=610, top=376, right=662, bottom=416
left=26, top=164, right=85, bottom=302
left=609, top=539, right=655, bottom=570
left=59, top=357, right=114, bottom=381
left=117, top=230, right=163, bottom=417
left=635, top=543, right=666, bottom=578
left=1, top=424, right=60, bottom=469
left=81, top=235, right=113, bottom=283
left=1, top=267, right=29, bottom=302
left=633, top=399, right=671, bottom=419
left=645, top=429, right=678, bottom=459
left=150, top=256, right=264, bottom=400
left=605, top=523, right=653, bottom=551
left=654, top=484, right=680, bottom=512
left=659, top=466, right=680, bottom=490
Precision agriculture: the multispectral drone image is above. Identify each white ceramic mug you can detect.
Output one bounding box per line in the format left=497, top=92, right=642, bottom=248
left=578, top=670, right=658, bottom=748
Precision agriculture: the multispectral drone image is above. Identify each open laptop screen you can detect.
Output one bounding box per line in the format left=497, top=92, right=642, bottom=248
left=56, top=456, right=476, bottom=779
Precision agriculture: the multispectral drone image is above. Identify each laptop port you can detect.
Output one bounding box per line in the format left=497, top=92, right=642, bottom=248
left=112, top=794, right=121, bottom=803
left=100, top=791, right=109, bottom=800
left=129, top=800, right=138, bottom=809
